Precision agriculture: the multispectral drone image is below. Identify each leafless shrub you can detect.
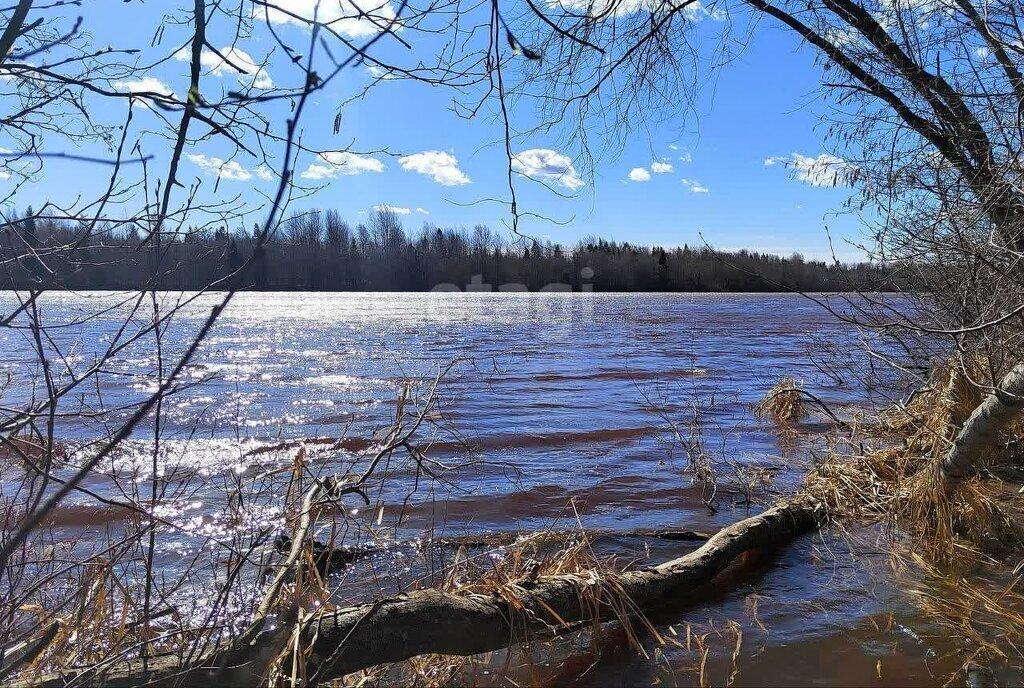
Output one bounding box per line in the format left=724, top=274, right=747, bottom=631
left=0, top=0, right=521, bottom=680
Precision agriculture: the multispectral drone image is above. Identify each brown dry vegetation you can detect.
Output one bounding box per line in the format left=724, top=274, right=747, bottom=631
left=4, top=0, right=1024, bottom=680
left=794, top=361, right=1024, bottom=680
left=386, top=361, right=1024, bottom=685
left=805, top=361, right=1024, bottom=563
left=754, top=377, right=806, bottom=425
left=344, top=531, right=636, bottom=687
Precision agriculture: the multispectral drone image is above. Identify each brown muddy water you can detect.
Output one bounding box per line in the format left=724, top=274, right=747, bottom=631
left=0, top=292, right=1007, bottom=685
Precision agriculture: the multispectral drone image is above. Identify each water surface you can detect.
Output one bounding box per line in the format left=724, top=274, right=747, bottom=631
left=0, top=292, right=973, bottom=685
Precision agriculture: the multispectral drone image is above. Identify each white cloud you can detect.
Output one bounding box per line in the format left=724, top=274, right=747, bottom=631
left=550, top=0, right=724, bottom=20
left=765, top=152, right=856, bottom=187
left=0, top=62, right=47, bottom=84
left=113, top=77, right=173, bottom=100
left=511, top=148, right=585, bottom=190
left=373, top=204, right=411, bottom=214
left=681, top=178, right=709, bottom=193
left=651, top=161, right=673, bottom=174
left=975, top=46, right=991, bottom=60
left=550, top=0, right=643, bottom=18
left=113, top=77, right=172, bottom=95
left=628, top=167, right=652, bottom=182
left=415, top=207, right=430, bottom=215
left=300, top=151, right=385, bottom=180
left=877, top=0, right=941, bottom=15
left=175, top=46, right=273, bottom=89
left=0, top=146, right=16, bottom=179
left=258, top=0, right=398, bottom=39
left=366, top=65, right=397, bottom=80
left=187, top=153, right=263, bottom=181
left=398, top=150, right=470, bottom=186
left=688, top=1, right=728, bottom=21
left=256, top=166, right=274, bottom=181
left=678, top=151, right=693, bottom=163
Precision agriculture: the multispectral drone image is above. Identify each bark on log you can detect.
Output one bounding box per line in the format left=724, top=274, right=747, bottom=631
left=941, top=363, right=1024, bottom=489
left=274, top=527, right=714, bottom=576
left=294, top=499, right=820, bottom=683
left=33, top=499, right=819, bottom=687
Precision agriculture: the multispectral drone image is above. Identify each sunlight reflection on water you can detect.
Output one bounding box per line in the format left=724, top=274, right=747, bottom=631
left=2, top=291, right=959, bottom=686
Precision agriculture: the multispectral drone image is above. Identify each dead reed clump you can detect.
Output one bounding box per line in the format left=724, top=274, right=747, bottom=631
left=347, top=529, right=653, bottom=687
left=901, top=552, right=1024, bottom=684
left=755, top=377, right=806, bottom=425
left=798, top=359, right=1024, bottom=684
left=804, top=359, right=1024, bottom=565
left=877, top=360, right=985, bottom=442
left=805, top=447, right=1017, bottom=567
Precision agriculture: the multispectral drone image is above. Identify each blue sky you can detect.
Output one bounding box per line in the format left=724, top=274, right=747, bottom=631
left=5, top=1, right=869, bottom=261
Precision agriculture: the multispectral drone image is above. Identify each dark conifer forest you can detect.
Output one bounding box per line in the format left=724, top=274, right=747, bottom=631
left=2, top=207, right=884, bottom=291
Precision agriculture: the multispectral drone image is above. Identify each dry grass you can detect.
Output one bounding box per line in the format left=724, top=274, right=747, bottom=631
left=8, top=555, right=193, bottom=683
left=804, top=360, right=1023, bottom=565
left=755, top=377, right=806, bottom=425
left=12, top=359, right=1024, bottom=686
left=904, top=552, right=1024, bottom=683
left=343, top=526, right=655, bottom=687
left=801, top=359, right=1024, bottom=683
left=344, top=533, right=764, bottom=688
left=341, top=361, right=1022, bottom=686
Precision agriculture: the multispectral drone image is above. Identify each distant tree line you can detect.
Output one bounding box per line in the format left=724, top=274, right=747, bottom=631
left=1, top=207, right=886, bottom=292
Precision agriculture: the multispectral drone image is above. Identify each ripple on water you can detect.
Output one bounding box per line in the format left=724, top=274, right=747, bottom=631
left=0, top=291, right=946, bottom=686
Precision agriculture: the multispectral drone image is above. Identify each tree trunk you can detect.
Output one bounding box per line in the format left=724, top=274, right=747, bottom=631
left=941, top=363, right=1024, bottom=489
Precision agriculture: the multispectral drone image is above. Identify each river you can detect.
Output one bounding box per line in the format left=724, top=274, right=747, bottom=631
left=0, top=291, right=995, bottom=685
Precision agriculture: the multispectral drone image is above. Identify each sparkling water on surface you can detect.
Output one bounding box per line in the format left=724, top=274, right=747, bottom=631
left=0, top=291, right=978, bottom=685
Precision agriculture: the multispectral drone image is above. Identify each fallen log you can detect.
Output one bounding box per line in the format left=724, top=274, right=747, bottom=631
left=297, top=499, right=820, bottom=682
left=32, top=498, right=820, bottom=687
left=0, top=622, right=60, bottom=683
left=273, top=527, right=714, bottom=576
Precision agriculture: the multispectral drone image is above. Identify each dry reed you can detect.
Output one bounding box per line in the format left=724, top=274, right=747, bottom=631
left=804, top=360, right=1023, bottom=564
left=755, top=377, right=806, bottom=425
left=344, top=526, right=656, bottom=687
left=802, top=359, right=1024, bottom=683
